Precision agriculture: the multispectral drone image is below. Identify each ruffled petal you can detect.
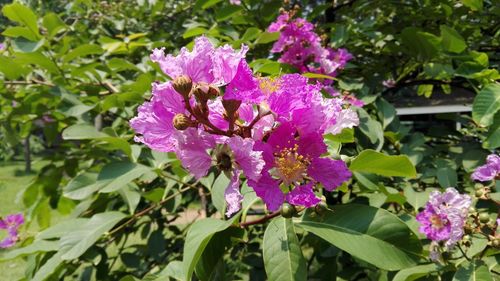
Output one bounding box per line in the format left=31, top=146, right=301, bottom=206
left=224, top=172, right=243, bottom=217
left=227, top=137, right=265, bottom=182
left=248, top=173, right=284, bottom=212
left=308, top=158, right=351, bottom=191
left=286, top=182, right=321, bottom=207
left=175, top=128, right=215, bottom=179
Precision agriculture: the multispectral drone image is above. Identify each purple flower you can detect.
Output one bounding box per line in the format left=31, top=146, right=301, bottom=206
left=151, top=36, right=247, bottom=86
left=0, top=43, right=5, bottom=51
left=249, top=122, right=351, bottom=210
left=471, top=154, right=500, bottom=182
left=229, top=0, right=241, bottom=5
left=0, top=213, right=24, bottom=249
left=130, top=82, right=186, bottom=152
left=268, top=13, right=352, bottom=79
left=416, top=188, right=471, bottom=260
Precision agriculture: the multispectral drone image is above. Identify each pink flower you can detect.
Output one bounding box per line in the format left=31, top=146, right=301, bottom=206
left=268, top=13, right=352, bottom=79
left=471, top=154, right=500, bottom=182
left=382, top=79, right=396, bottom=88
left=0, top=213, right=24, bottom=249
left=0, top=43, right=5, bottom=51
left=151, top=36, right=247, bottom=86
left=416, top=188, right=471, bottom=261
left=229, top=0, right=241, bottom=5
left=130, top=82, right=186, bottom=152
left=249, top=122, right=351, bottom=210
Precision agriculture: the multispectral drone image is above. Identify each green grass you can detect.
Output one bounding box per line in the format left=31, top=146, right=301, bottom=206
left=0, top=160, right=47, bottom=281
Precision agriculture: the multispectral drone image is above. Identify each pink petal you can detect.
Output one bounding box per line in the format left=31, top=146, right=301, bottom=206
left=248, top=173, right=284, bottom=212
left=308, top=158, right=351, bottom=191
left=286, top=182, right=321, bottom=207
left=224, top=172, right=243, bottom=217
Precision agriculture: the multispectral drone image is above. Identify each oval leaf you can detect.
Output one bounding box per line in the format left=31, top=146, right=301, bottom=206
left=263, top=217, right=307, bottom=281
left=349, top=149, right=417, bottom=178
left=296, top=204, right=422, bottom=271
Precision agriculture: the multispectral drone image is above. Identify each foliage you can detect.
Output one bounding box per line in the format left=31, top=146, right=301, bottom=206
left=0, top=0, right=498, bottom=280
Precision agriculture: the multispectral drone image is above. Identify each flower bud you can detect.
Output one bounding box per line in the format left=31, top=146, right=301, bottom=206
left=193, top=83, right=220, bottom=103
left=479, top=212, right=490, bottom=223
left=172, top=113, right=192, bottom=130
left=280, top=203, right=295, bottom=218
left=315, top=202, right=328, bottom=215
left=172, top=75, right=192, bottom=98
left=474, top=183, right=483, bottom=190
left=222, top=99, right=242, bottom=117
left=475, top=189, right=484, bottom=198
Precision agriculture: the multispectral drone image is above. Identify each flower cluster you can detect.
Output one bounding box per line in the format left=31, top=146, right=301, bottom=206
left=471, top=154, right=500, bottom=182
left=268, top=12, right=352, bottom=78
left=0, top=213, right=24, bottom=248
left=131, top=37, right=358, bottom=216
left=416, top=188, right=471, bottom=261
left=267, top=11, right=362, bottom=107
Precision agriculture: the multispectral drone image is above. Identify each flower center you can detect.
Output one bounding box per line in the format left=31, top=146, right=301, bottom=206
left=259, top=78, right=281, bottom=95
left=429, top=215, right=445, bottom=229
left=273, top=144, right=308, bottom=185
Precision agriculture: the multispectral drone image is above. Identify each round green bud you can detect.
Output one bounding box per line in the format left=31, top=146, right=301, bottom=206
left=315, top=202, right=328, bottom=215
left=475, top=189, right=484, bottom=198
left=479, top=212, right=490, bottom=223
left=280, top=203, right=295, bottom=218
left=468, top=207, right=476, bottom=214
left=474, top=183, right=483, bottom=190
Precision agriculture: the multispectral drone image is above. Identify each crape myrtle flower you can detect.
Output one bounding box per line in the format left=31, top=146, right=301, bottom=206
left=249, top=122, right=352, bottom=211
left=229, top=0, right=241, bottom=5
left=0, top=42, right=5, bottom=51
left=416, top=188, right=471, bottom=261
left=131, top=36, right=357, bottom=216
left=0, top=213, right=24, bottom=249
left=268, top=11, right=353, bottom=80
left=471, top=154, right=500, bottom=182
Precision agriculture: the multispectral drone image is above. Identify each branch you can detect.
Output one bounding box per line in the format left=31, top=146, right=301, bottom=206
left=240, top=211, right=281, bottom=228
left=4, top=79, right=55, bottom=87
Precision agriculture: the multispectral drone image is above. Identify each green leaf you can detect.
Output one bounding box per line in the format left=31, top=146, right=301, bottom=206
left=241, top=27, right=261, bottom=42
left=195, top=231, right=230, bottom=281
left=183, top=27, right=207, bottom=39
left=11, top=37, right=44, bottom=52
left=31, top=251, right=65, bottom=281
left=59, top=212, right=126, bottom=260
left=461, top=0, right=483, bottom=11
left=98, top=162, right=150, bottom=193
left=302, top=72, right=337, bottom=80
left=212, top=173, right=230, bottom=214
left=0, top=56, right=29, bottom=79
left=182, top=218, right=234, bottom=281
left=401, top=27, right=441, bottom=60
left=63, top=44, right=103, bottom=62
left=215, top=5, right=242, bottom=21
left=62, top=124, right=108, bottom=140
left=255, top=32, right=280, bottom=44
left=436, top=159, right=457, bottom=188
left=350, top=150, right=417, bottom=178
left=153, top=261, right=184, bottom=281
left=118, top=184, right=141, bottom=214
left=440, top=25, right=467, bottom=53
left=393, top=263, right=440, bottom=281
left=263, top=217, right=307, bottom=281
left=3, top=26, right=39, bottom=41
left=453, top=260, right=493, bottom=281
left=42, top=12, right=67, bottom=38
left=15, top=51, right=59, bottom=73
left=0, top=240, right=59, bottom=261
left=472, top=83, right=500, bottom=127
left=404, top=186, right=437, bottom=210
left=2, top=3, right=41, bottom=40
left=63, top=172, right=104, bottom=200
left=325, top=128, right=354, bottom=143
left=37, top=219, right=89, bottom=240
left=297, top=204, right=422, bottom=271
